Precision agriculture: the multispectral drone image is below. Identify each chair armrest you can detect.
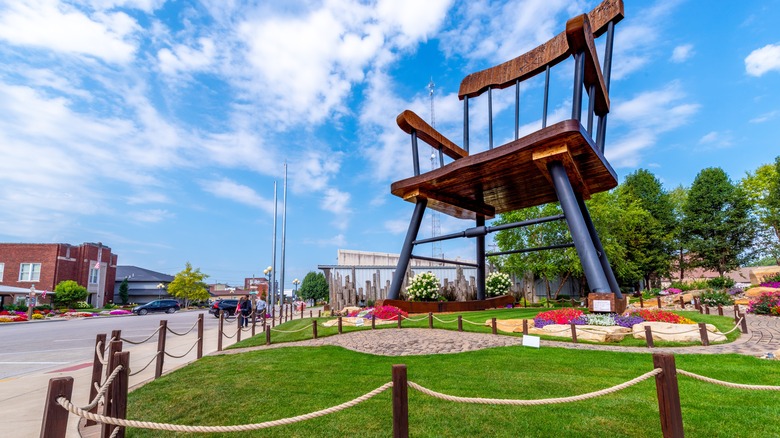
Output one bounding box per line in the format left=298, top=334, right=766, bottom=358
left=396, top=110, right=468, bottom=160
left=566, top=14, right=609, bottom=115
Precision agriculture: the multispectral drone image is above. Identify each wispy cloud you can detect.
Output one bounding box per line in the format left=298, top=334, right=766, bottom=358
left=749, top=110, right=778, bottom=123
left=698, top=130, right=734, bottom=149
left=199, top=178, right=275, bottom=213
left=670, top=44, right=694, bottom=63
left=745, top=43, right=780, bottom=76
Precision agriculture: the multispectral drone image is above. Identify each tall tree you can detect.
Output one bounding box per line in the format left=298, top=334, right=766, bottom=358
left=298, top=271, right=329, bottom=304
left=683, top=167, right=758, bottom=275
left=617, top=169, right=675, bottom=288
left=668, top=185, right=689, bottom=280
left=167, top=262, right=210, bottom=308
left=118, top=278, right=129, bottom=305
left=741, top=156, right=780, bottom=264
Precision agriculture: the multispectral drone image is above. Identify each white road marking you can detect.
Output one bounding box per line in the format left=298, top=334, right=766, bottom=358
left=0, top=362, right=69, bottom=365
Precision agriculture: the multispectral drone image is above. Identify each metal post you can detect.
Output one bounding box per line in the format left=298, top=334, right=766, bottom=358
left=392, top=365, right=409, bottom=438
left=542, top=65, right=550, bottom=128
left=280, top=162, right=288, bottom=314
left=576, top=196, right=621, bottom=298
left=271, top=181, right=278, bottom=314
left=488, top=87, right=493, bottom=149
left=548, top=162, right=610, bottom=292
left=653, top=353, right=685, bottom=438
left=514, top=79, right=520, bottom=140
left=463, top=97, right=469, bottom=152
left=572, top=51, right=584, bottom=121
left=155, top=320, right=167, bottom=379
left=39, top=377, right=73, bottom=438
left=388, top=200, right=428, bottom=299
left=197, top=314, right=204, bottom=359
left=587, top=84, right=595, bottom=135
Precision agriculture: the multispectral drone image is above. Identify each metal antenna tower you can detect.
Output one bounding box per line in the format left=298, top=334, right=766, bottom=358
left=428, top=78, right=442, bottom=262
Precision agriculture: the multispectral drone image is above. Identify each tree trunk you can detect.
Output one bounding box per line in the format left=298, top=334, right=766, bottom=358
left=552, top=272, right=570, bottom=300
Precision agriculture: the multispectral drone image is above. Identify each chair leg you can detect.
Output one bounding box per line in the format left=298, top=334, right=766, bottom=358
left=577, top=196, right=623, bottom=298
left=548, top=162, right=611, bottom=293
left=388, top=199, right=428, bottom=300
left=476, top=215, right=486, bottom=300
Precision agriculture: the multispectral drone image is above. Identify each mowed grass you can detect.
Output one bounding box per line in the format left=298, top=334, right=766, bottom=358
left=229, top=308, right=742, bottom=349
left=126, top=344, right=780, bottom=437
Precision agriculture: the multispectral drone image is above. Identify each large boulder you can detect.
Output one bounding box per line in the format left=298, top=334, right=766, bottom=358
left=527, top=324, right=630, bottom=342
left=745, top=286, right=780, bottom=298
left=484, top=319, right=534, bottom=333
left=632, top=321, right=726, bottom=343
left=749, top=266, right=780, bottom=284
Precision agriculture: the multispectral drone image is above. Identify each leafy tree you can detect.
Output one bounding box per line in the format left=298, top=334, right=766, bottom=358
left=167, top=262, right=210, bottom=308
left=298, top=271, right=329, bottom=303
left=118, top=278, right=129, bottom=305
left=741, top=156, right=780, bottom=264
left=616, top=169, right=675, bottom=288
left=683, top=167, right=758, bottom=275
left=668, top=185, right=689, bottom=281
left=53, top=280, right=88, bottom=308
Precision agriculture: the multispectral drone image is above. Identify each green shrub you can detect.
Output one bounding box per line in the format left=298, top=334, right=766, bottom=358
left=485, top=272, right=512, bottom=297
left=706, top=276, right=735, bottom=290
left=34, top=304, right=52, bottom=311
left=699, top=290, right=734, bottom=307
left=73, top=301, right=91, bottom=309
left=405, top=272, right=441, bottom=302
left=53, top=280, right=88, bottom=308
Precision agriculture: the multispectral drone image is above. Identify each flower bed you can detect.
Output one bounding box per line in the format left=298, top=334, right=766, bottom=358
left=748, top=291, right=780, bottom=315
left=347, top=305, right=408, bottom=321
left=0, top=311, right=28, bottom=323
left=627, top=308, right=695, bottom=324
left=107, top=309, right=133, bottom=315
left=534, top=308, right=695, bottom=329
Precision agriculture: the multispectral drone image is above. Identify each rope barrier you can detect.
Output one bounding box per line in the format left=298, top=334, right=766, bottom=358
left=400, top=315, right=428, bottom=322
left=432, top=315, right=458, bottom=324
left=164, top=339, right=200, bottom=359
left=109, top=425, right=121, bottom=438
left=270, top=325, right=311, bottom=334
left=121, top=327, right=162, bottom=345
left=677, top=370, right=780, bottom=391
left=167, top=320, right=199, bottom=337
left=79, top=365, right=125, bottom=411
left=222, top=329, right=238, bottom=339
left=407, top=368, right=662, bottom=406
left=95, top=341, right=108, bottom=366
left=56, top=382, right=393, bottom=432
left=720, top=318, right=744, bottom=335
left=128, top=352, right=161, bottom=377
left=460, top=318, right=485, bottom=326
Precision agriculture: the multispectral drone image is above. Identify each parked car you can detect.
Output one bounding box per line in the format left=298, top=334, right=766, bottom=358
left=132, top=299, right=181, bottom=315
left=209, top=299, right=239, bottom=318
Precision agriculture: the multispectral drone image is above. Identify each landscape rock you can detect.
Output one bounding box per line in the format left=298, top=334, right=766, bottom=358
left=527, top=324, right=630, bottom=342
left=749, top=266, right=780, bottom=284
left=483, top=319, right=534, bottom=333
left=745, top=286, right=780, bottom=298
left=632, top=321, right=726, bottom=343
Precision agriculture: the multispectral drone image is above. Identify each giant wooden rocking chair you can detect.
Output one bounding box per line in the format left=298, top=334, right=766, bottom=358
left=387, top=0, right=625, bottom=305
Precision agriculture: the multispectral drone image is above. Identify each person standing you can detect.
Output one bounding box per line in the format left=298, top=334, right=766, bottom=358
left=239, top=295, right=251, bottom=327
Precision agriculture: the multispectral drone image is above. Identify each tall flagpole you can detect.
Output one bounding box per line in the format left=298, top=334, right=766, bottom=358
left=279, top=162, right=288, bottom=308
left=271, top=181, right=278, bottom=317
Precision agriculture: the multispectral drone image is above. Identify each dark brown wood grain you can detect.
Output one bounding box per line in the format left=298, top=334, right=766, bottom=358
left=565, top=14, right=609, bottom=115
left=390, top=120, right=617, bottom=220
left=458, top=0, right=623, bottom=99
left=396, top=110, right=468, bottom=160
left=40, top=377, right=73, bottom=438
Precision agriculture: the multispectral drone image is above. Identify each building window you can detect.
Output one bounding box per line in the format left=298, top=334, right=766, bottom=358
left=89, top=268, right=99, bottom=284
left=19, top=263, right=41, bottom=282
left=0, top=263, right=4, bottom=281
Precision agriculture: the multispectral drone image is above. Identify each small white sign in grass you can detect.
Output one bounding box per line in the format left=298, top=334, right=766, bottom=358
left=355, top=318, right=364, bottom=327
left=522, top=335, right=540, bottom=348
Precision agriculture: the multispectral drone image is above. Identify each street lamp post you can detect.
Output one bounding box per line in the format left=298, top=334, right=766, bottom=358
left=263, top=266, right=273, bottom=313
left=292, top=278, right=300, bottom=301
left=157, top=283, right=165, bottom=301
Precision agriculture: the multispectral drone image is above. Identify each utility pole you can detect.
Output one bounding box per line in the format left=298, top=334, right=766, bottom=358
left=428, top=79, right=442, bottom=263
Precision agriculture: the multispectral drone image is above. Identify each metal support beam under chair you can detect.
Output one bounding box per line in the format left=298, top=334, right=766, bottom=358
left=577, top=195, right=622, bottom=298
left=387, top=199, right=428, bottom=300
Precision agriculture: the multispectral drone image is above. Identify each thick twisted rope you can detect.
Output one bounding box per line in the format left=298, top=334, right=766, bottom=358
left=432, top=315, right=458, bottom=324
left=109, top=425, right=121, bottom=438
left=721, top=318, right=744, bottom=335
left=167, top=320, right=199, bottom=337
left=95, top=341, right=108, bottom=366
left=128, top=352, right=161, bottom=377
left=271, top=325, right=312, bottom=334
left=677, top=369, right=780, bottom=391
left=164, top=339, right=200, bottom=359
left=222, top=329, right=238, bottom=339
left=80, top=365, right=125, bottom=411
left=407, top=368, right=661, bottom=405
left=460, top=318, right=485, bottom=326
left=56, top=382, right=393, bottom=432
left=121, top=327, right=162, bottom=345
left=400, top=315, right=427, bottom=322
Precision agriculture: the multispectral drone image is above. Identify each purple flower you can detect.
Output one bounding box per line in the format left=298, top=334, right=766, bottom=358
left=614, top=315, right=645, bottom=328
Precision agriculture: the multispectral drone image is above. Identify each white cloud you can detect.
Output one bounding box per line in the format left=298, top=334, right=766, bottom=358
left=158, top=38, right=216, bottom=75
left=0, top=0, right=139, bottom=63
left=304, top=233, right=347, bottom=247
left=384, top=218, right=411, bottom=234
left=129, top=209, right=174, bottom=223
left=745, top=43, right=780, bottom=76
left=750, top=110, right=778, bottom=123
left=670, top=44, right=694, bottom=63
left=199, top=178, right=275, bottom=213
left=697, top=131, right=733, bottom=149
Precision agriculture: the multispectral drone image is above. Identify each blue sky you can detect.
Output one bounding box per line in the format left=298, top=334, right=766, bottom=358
left=1, top=0, right=779, bottom=289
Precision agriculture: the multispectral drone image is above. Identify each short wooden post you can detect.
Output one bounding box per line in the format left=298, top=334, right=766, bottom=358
left=109, top=351, right=130, bottom=438
left=640, top=296, right=644, bottom=308
left=87, top=333, right=106, bottom=426
left=300, top=307, right=304, bottom=320
left=698, top=322, right=709, bottom=346
left=39, top=377, right=73, bottom=438
left=217, top=312, right=224, bottom=352
left=102, top=340, right=122, bottom=438
left=197, top=314, right=204, bottom=359
left=645, top=326, right=654, bottom=348
left=717, top=305, right=723, bottom=316
left=522, top=319, right=528, bottom=335
left=428, top=312, right=433, bottom=329
left=371, top=316, right=376, bottom=329
left=698, top=304, right=703, bottom=314
left=392, top=365, right=409, bottom=438
left=491, top=318, right=497, bottom=335
left=155, top=320, right=167, bottom=379
left=338, top=316, right=343, bottom=334
left=679, top=296, right=685, bottom=308
left=265, top=323, right=271, bottom=345
left=271, top=310, right=276, bottom=328
left=733, top=308, right=739, bottom=323
left=704, top=305, right=710, bottom=315
left=656, top=297, right=662, bottom=309
left=312, top=320, right=318, bottom=339
left=397, top=315, right=402, bottom=329
left=111, top=329, right=122, bottom=344
left=457, top=315, right=463, bottom=332
left=251, top=310, right=256, bottom=337
left=310, top=310, right=313, bottom=318
left=318, top=309, right=322, bottom=317
left=652, top=353, right=684, bottom=438
left=739, top=313, right=748, bottom=333
left=570, top=323, right=578, bottom=343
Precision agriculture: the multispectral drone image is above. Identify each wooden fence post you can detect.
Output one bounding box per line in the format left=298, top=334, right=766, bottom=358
left=640, top=296, right=644, bottom=308
left=652, top=353, right=684, bottom=438
left=318, top=309, right=322, bottom=317
left=656, top=297, right=662, bottom=309
left=645, top=326, right=654, bottom=348
left=570, top=323, right=578, bottom=343
left=717, top=305, right=723, bottom=316
left=39, top=377, right=73, bottom=438
left=392, top=365, right=409, bottom=438
left=217, top=312, right=224, bottom=352
left=87, top=333, right=106, bottom=426
left=428, top=312, right=433, bottom=329
left=265, top=322, right=271, bottom=345
left=155, top=320, right=167, bottom=379
left=110, top=351, right=130, bottom=438
left=698, top=322, right=709, bottom=346
left=458, top=315, right=463, bottom=332
left=739, top=313, right=748, bottom=333
left=251, top=310, right=257, bottom=337
left=679, top=296, right=685, bottom=308
left=313, top=320, right=318, bottom=339
left=522, top=319, right=528, bottom=335
left=197, top=314, right=204, bottom=359
left=397, top=316, right=402, bottom=329
left=704, top=305, right=710, bottom=315
left=102, top=340, right=122, bottom=438
left=372, top=316, right=376, bottom=330
left=492, top=318, right=498, bottom=335
left=301, top=307, right=304, bottom=320
left=338, top=316, right=343, bottom=334
left=237, top=310, right=244, bottom=343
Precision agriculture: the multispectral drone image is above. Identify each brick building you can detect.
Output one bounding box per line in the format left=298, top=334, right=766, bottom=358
left=0, top=242, right=118, bottom=308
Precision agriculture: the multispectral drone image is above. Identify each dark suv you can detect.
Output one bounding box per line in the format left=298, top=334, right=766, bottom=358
left=132, top=299, right=180, bottom=315
left=209, top=299, right=239, bottom=318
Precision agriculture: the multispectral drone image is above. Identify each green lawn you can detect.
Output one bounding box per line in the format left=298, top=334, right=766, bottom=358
left=126, top=345, right=780, bottom=437
left=229, top=308, right=743, bottom=349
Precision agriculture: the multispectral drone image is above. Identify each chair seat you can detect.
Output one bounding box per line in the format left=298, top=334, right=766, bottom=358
left=390, top=120, right=617, bottom=220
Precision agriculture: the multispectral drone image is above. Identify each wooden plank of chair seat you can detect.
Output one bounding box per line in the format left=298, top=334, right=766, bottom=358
left=401, top=190, right=495, bottom=219
left=390, top=120, right=617, bottom=220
